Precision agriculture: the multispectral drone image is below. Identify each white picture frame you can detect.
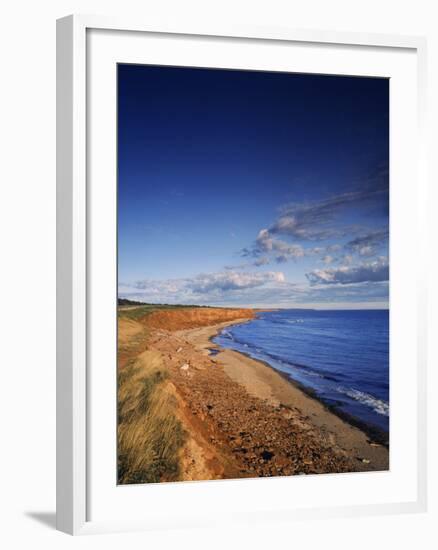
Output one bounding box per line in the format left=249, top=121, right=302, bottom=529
left=56, top=14, right=428, bottom=535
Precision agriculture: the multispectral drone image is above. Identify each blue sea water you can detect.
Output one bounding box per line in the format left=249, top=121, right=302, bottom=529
left=213, top=309, right=389, bottom=436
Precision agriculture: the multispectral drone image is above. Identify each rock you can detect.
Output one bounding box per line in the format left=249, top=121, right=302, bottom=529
left=176, top=347, right=183, bottom=353
left=180, top=363, right=190, bottom=371
left=261, top=450, right=274, bottom=461
left=274, top=457, right=290, bottom=468
left=233, top=447, right=248, bottom=454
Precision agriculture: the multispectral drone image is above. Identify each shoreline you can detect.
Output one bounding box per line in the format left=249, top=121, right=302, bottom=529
left=119, top=306, right=390, bottom=480
left=212, top=327, right=389, bottom=447
left=178, top=318, right=389, bottom=472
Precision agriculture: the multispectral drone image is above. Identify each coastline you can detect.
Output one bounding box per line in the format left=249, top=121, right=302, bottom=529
left=119, top=308, right=389, bottom=481
left=211, top=324, right=389, bottom=448
left=176, top=318, right=389, bottom=472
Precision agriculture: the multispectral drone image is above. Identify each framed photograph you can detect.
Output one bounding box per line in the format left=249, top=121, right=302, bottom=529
left=57, top=15, right=427, bottom=535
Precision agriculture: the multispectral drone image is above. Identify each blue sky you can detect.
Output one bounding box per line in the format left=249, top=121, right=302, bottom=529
left=118, top=64, right=389, bottom=308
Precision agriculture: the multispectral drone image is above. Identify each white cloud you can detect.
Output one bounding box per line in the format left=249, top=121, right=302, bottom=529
left=240, top=174, right=388, bottom=268
left=249, top=231, right=348, bottom=266
left=345, top=229, right=388, bottom=257
left=357, top=245, right=374, bottom=256
left=188, top=271, right=285, bottom=293
left=271, top=173, right=388, bottom=242
left=122, top=270, right=287, bottom=304
left=255, top=229, right=305, bottom=262
left=306, top=257, right=389, bottom=285
left=253, top=256, right=270, bottom=266
left=321, top=255, right=334, bottom=264
left=120, top=267, right=389, bottom=307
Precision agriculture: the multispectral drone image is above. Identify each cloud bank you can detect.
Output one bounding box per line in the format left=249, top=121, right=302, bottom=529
left=306, top=257, right=389, bottom=286
left=121, top=270, right=287, bottom=304
left=241, top=167, right=388, bottom=268
left=345, top=229, right=389, bottom=256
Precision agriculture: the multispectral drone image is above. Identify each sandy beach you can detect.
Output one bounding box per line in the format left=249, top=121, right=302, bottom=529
left=118, top=307, right=389, bottom=483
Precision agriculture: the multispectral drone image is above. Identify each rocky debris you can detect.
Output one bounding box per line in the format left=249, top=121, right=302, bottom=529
left=149, top=330, right=359, bottom=479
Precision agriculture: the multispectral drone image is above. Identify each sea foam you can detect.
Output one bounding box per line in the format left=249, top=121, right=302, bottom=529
left=337, top=387, right=389, bottom=416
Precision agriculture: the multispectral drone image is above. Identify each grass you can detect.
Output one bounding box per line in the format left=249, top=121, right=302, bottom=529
left=118, top=304, right=165, bottom=320
left=117, top=351, right=187, bottom=484
left=118, top=303, right=199, bottom=321
left=117, top=301, right=216, bottom=321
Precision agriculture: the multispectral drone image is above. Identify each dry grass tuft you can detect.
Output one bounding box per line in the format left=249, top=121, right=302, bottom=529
left=118, top=350, right=186, bottom=484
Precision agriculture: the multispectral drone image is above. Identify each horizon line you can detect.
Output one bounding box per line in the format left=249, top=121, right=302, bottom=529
left=118, top=298, right=389, bottom=311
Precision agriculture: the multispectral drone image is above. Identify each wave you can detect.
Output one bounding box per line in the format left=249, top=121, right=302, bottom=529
left=337, top=387, right=389, bottom=417
left=261, top=317, right=304, bottom=326
left=247, top=350, right=331, bottom=380
left=216, top=310, right=389, bottom=433
left=220, top=329, right=235, bottom=340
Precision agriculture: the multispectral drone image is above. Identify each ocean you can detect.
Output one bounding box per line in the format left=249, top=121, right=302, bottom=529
left=213, top=309, right=389, bottom=438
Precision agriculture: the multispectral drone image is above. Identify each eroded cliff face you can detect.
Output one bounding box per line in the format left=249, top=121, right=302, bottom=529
left=141, top=307, right=254, bottom=331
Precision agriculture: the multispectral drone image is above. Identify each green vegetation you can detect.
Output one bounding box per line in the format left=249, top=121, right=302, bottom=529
left=118, top=298, right=211, bottom=308
left=118, top=304, right=165, bottom=320
left=118, top=298, right=147, bottom=306
left=117, top=298, right=215, bottom=320
left=118, top=301, right=212, bottom=321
